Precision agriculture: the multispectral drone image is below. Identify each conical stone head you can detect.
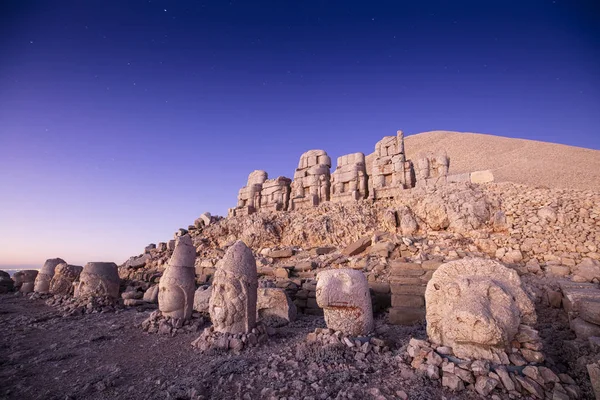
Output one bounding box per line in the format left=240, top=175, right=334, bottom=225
left=34, top=258, right=66, bottom=293
left=209, top=240, right=258, bottom=334
left=158, top=234, right=196, bottom=320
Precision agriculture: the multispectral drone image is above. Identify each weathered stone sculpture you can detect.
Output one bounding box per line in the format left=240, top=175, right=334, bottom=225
left=331, top=152, right=368, bottom=202
left=49, top=263, right=83, bottom=296
left=0, top=271, right=14, bottom=293
left=425, top=258, right=537, bottom=360
left=75, top=262, right=120, bottom=299
left=260, top=176, right=292, bottom=212
left=316, top=269, right=373, bottom=336
left=13, top=270, right=38, bottom=293
left=230, top=170, right=268, bottom=217
left=369, top=130, right=415, bottom=200
left=209, top=240, right=258, bottom=334
left=290, top=150, right=331, bottom=210
left=415, top=152, right=450, bottom=186
left=257, top=287, right=297, bottom=326
left=158, top=234, right=196, bottom=320
left=34, top=258, right=66, bottom=293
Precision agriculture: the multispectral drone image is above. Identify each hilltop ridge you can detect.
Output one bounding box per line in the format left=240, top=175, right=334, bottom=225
left=397, top=131, right=600, bottom=191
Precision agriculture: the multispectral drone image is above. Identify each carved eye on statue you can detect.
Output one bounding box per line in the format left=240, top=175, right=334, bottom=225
left=446, top=283, right=460, bottom=297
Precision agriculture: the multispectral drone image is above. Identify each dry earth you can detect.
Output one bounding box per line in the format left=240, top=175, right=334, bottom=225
left=0, top=293, right=476, bottom=400
left=365, top=131, right=600, bottom=192
left=0, top=288, right=594, bottom=400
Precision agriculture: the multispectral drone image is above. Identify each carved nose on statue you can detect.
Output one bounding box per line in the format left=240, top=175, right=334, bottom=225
left=454, top=309, right=494, bottom=342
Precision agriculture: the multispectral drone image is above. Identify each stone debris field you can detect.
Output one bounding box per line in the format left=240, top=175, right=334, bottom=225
left=1, top=130, right=600, bottom=400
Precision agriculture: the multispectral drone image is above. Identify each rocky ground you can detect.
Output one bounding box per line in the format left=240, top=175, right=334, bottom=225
left=3, top=180, right=600, bottom=399
left=1, top=288, right=596, bottom=400
left=0, top=293, right=481, bottom=400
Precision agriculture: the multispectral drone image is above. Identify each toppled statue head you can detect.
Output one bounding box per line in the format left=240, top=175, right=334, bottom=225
left=316, top=269, right=373, bottom=336
left=158, top=234, right=196, bottom=320
left=209, top=240, right=258, bottom=334
left=425, top=258, right=536, bottom=360
left=34, top=258, right=66, bottom=293
left=14, top=270, right=39, bottom=293
left=49, top=263, right=83, bottom=296
left=75, top=262, right=120, bottom=299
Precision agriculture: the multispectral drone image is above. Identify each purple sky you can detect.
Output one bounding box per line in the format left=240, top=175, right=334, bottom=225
left=1, top=0, right=599, bottom=268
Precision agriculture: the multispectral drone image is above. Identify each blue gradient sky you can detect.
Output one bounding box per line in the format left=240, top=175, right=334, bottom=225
left=1, top=0, right=599, bottom=268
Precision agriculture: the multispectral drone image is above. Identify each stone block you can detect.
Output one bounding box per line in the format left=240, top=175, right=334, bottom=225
left=369, top=282, right=390, bottom=294
left=342, top=236, right=372, bottom=256
left=388, top=307, right=426, bottom=325
left=390, top=283, right=427, bottom=296
left=470, top=170, right=494, bottom=184
left=391, top=294, right=425, bottom=308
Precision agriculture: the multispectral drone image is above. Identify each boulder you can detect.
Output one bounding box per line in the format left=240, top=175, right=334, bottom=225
left=342, top=236, right=372, bottom=257
left=570, top=317, right=600, bottom=340
left=193, top=285, right=212, bottom=313
left=579, top=299, right=600, bottom=326
left=257, top=287, right=297, bottom=326
left=0, top=270, right=14, bottom=293
left=143, top=285, right=159, bottom=303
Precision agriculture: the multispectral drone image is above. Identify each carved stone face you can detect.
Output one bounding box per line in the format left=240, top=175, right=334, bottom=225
left=76, top=262, right=120, bottom=299
left=49, top=263, right=83, bottom=296
left=425, top=259, right=536, bottom=360
left=209, top=271, right=247, bottom=331
left=208, top=240, right=257, bottom=334
left=316, top=269, right=373, bottom=336
left=14, top=270, right=38, bottom=293
left=34, top=258, right=65, bottom=294
left=158, top=234, right=196, bottom=320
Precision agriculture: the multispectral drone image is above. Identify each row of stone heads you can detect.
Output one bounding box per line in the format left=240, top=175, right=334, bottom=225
left=7, top=235, right=538, bottom=362
left=159, top=236, right=538, bottom=363
left=8, top=259, right=120, bottom=298
left=230, top=130, right=452, bottom=216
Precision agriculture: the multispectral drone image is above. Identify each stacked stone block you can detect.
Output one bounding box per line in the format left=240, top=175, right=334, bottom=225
left=369, top=130, right=415, bottom=200
left=260, top=176, right=292, bottom=212
left=331, top=152, right=368, bottom=202
left=388, top=260, right=441, bottom=325
left=229, top=170, right=268, bottom=217
left=290, top=150, right=332, bottom=210
left=293, top=279, right=323, bottom=316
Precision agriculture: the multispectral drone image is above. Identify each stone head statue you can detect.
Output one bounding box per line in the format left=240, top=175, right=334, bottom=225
left=49, top=263, right=83, bottom=296
left=209, top=240, right=258, bottom=334
left=247, top=170, right=268, bottom=186
left=316, top=269, right=373, bottom=336
left=425, top=258, right=536, bottom=360
left=34, top=258, right=66, bottom=293
left=76, top=262, right=120, bottom=299
left=14, top=270, right=39, bottom=293
left=158, top=234, right=196, bottom=320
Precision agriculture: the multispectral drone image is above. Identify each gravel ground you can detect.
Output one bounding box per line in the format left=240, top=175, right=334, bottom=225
left=0, top=294, right=480, bottom=400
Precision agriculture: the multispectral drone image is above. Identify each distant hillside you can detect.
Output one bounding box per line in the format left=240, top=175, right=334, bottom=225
left=367, top=131, right=600, bottom=192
